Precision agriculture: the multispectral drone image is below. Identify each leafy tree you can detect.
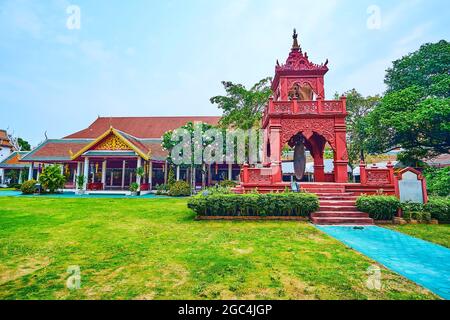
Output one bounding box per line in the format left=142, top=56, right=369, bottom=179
left=17, top=138, right=31, bottom=151
left=365, top=40, right=450, bottom=164
left=424, top=167, right=450, bottom=196
left=210, top=77, right=272, bottom=129
left=385, top=40, right=450, bottom=94
left=167, top=166, right=176, bottom=187
left=39, top=165, right=66, bottom=193
left=162, top=121, right=218, bottom=191
left=162, top=121, right=217, bottom=165
left=336, top=89, right=381, bottom=166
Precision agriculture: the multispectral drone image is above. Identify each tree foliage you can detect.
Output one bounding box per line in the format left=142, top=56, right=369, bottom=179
left=161, top=121, right=217, bottom=165
left=210, top=77, right=272, bottom=129
left=336, top=89, right=381, bottom=166
left=39, top=165, right=66, bottom=193
left=17, top=138, right=31, bottom=151
left=424, top=167, right=450, bottom=197
left=365, top=40, right=450, bottom=163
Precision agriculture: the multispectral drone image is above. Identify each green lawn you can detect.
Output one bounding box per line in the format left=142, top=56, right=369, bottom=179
left=386, top=224, right=450, bottom=248
left=0, top=188, right=17, bottom=191
left=0, top=197, right=437, bottom=300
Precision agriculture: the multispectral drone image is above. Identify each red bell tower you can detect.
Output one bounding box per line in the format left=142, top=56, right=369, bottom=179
left=240, top=30, right=349, bottom=189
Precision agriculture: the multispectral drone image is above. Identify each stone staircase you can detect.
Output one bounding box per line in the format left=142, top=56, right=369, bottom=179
left=301, top=183, right=374, bottom=225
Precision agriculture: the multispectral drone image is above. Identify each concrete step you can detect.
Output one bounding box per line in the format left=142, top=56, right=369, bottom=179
left=314, top=192, right=354, bottom=196
left=318, top=196, right=358, bottom=200
left=319, top=206, right=358, bottom=212
left=311, top=217, right=374, bottom=225
left=319, top=200, right=356, bottom=206
left=302, top=188, right=345, bottom=193
left=312, top=211, right=369, bottom=218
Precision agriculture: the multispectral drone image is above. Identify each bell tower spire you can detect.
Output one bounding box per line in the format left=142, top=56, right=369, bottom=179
left=292, top=28, right=300, bottom=51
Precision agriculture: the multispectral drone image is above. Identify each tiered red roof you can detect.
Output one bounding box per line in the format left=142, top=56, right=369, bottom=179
left=22, top=116, right=221, bottom=162
left=0, top=129, right=13, bottom=149
left=65, top=116, right=221, bottom=139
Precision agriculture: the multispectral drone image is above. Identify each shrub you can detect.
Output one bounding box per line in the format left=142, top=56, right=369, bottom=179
left=7, top=183, right=22, bottom=190
left=39, top=165, right=66, bottom=193
left=168, top=181, right=191, bottom=197
left=356, top=195, right=400, bottom=220
left=218, top=180, right=238, bottom=188
left=21, top=180, right=37, bottom=194
left=76, top=175, right=85, bottom=190
left=129, top=182, right=139, bottom=192
left=187, top=192, right=319, bottom=217
left=424, top=167, right=450, bottom=196
left=155, top=184, right=169, bottom=195
left=401, top=201, right=424, bottom=222
left=202, top=185, right=233, bottom=195
left=424, top=197, right=450, bottom=222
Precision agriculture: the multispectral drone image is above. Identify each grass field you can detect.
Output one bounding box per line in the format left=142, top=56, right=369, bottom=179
left=386, top=224, right=450, bottom=248
left=0, top=197, right=437, bottom=300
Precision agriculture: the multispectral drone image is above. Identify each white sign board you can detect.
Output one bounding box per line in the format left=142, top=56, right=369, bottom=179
left=398, top=171, right=424, bottom=203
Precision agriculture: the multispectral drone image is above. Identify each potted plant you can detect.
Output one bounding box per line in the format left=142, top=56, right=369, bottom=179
left=75, top=175, right=86, bottom=195
left=129, top=182, right=139, bottom=196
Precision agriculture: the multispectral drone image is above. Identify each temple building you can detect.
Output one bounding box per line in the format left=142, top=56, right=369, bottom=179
left=17, top=116, right=241, bottom=193
left=0, top=130, right=34, bottom=186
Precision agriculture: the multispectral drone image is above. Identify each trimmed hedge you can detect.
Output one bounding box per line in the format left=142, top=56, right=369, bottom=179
left=168, top=181, right=191, bottom=197
left=356, top=195, right=400, bottom=220
left=424, top=197, right=450, bottom=222
left=21, top=180, right=37, bottom=194
left=187, top=192, right=319, bottom=217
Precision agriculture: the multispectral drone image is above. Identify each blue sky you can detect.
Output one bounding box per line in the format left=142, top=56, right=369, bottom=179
left=0, top=0, right=449, bottom=146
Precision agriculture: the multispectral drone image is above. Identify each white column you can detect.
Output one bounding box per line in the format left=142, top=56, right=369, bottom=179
left=60, top=164, right=64, bottom=175
left=176, top=165, right=180, bottom=181
left=202, top=164, right=206, bottom=188
left=148, top=161, right=153, bottom=184
left=228, top=163, right=233, bottom=181
left=72, top=166, right=76, bottom=185
left=18, top=169, right=23, bottom=184
left=164, top=161, right=168, bottom=184
left=101, top=160, right=107, bottom=189
left=121, top=160, right=126, bottom=190
left=83, top=157, right=89, bottom=191
left=0, top=169, right=4, bottom=185
left=136, top=157, right=142, bottom=187
left=28, top=162, right=34, bottom=181
left=192, top=166, right=196, bottom=189
left=76, top=162, right=82, bottom=179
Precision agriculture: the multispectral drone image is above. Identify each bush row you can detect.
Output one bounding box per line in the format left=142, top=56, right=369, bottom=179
left=356, top=195, right=450, bottom=222
left=422, top=197, right=449, bottom=222
left=356, top=195, right=400, bottom=220
left=188, top=192, right=319, bottom=217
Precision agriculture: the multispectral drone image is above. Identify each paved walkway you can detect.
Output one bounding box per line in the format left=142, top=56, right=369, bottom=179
left=0, top=190, right=166, bottom=199
left=316, top=225, right=450, bottom=300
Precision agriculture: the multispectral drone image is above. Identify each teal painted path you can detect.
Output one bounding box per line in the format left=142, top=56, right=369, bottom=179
left=0, top=190, right=167, bottom=199
left=316, top=225, right=450, bottom=299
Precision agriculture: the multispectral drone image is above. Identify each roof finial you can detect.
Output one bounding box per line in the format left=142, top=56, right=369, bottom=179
left=292, top=28, right=300, bottom=51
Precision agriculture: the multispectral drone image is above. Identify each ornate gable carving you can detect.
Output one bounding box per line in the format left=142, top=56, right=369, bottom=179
left=94, top=134, right=131, bottom=151
left=280, top=118, right=336, bottom=150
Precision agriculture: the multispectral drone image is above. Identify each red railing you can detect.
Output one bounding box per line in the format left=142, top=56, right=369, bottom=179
left=360, top=162, right=395, bottom=186
left=262, top=98, right=346, bottom=124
